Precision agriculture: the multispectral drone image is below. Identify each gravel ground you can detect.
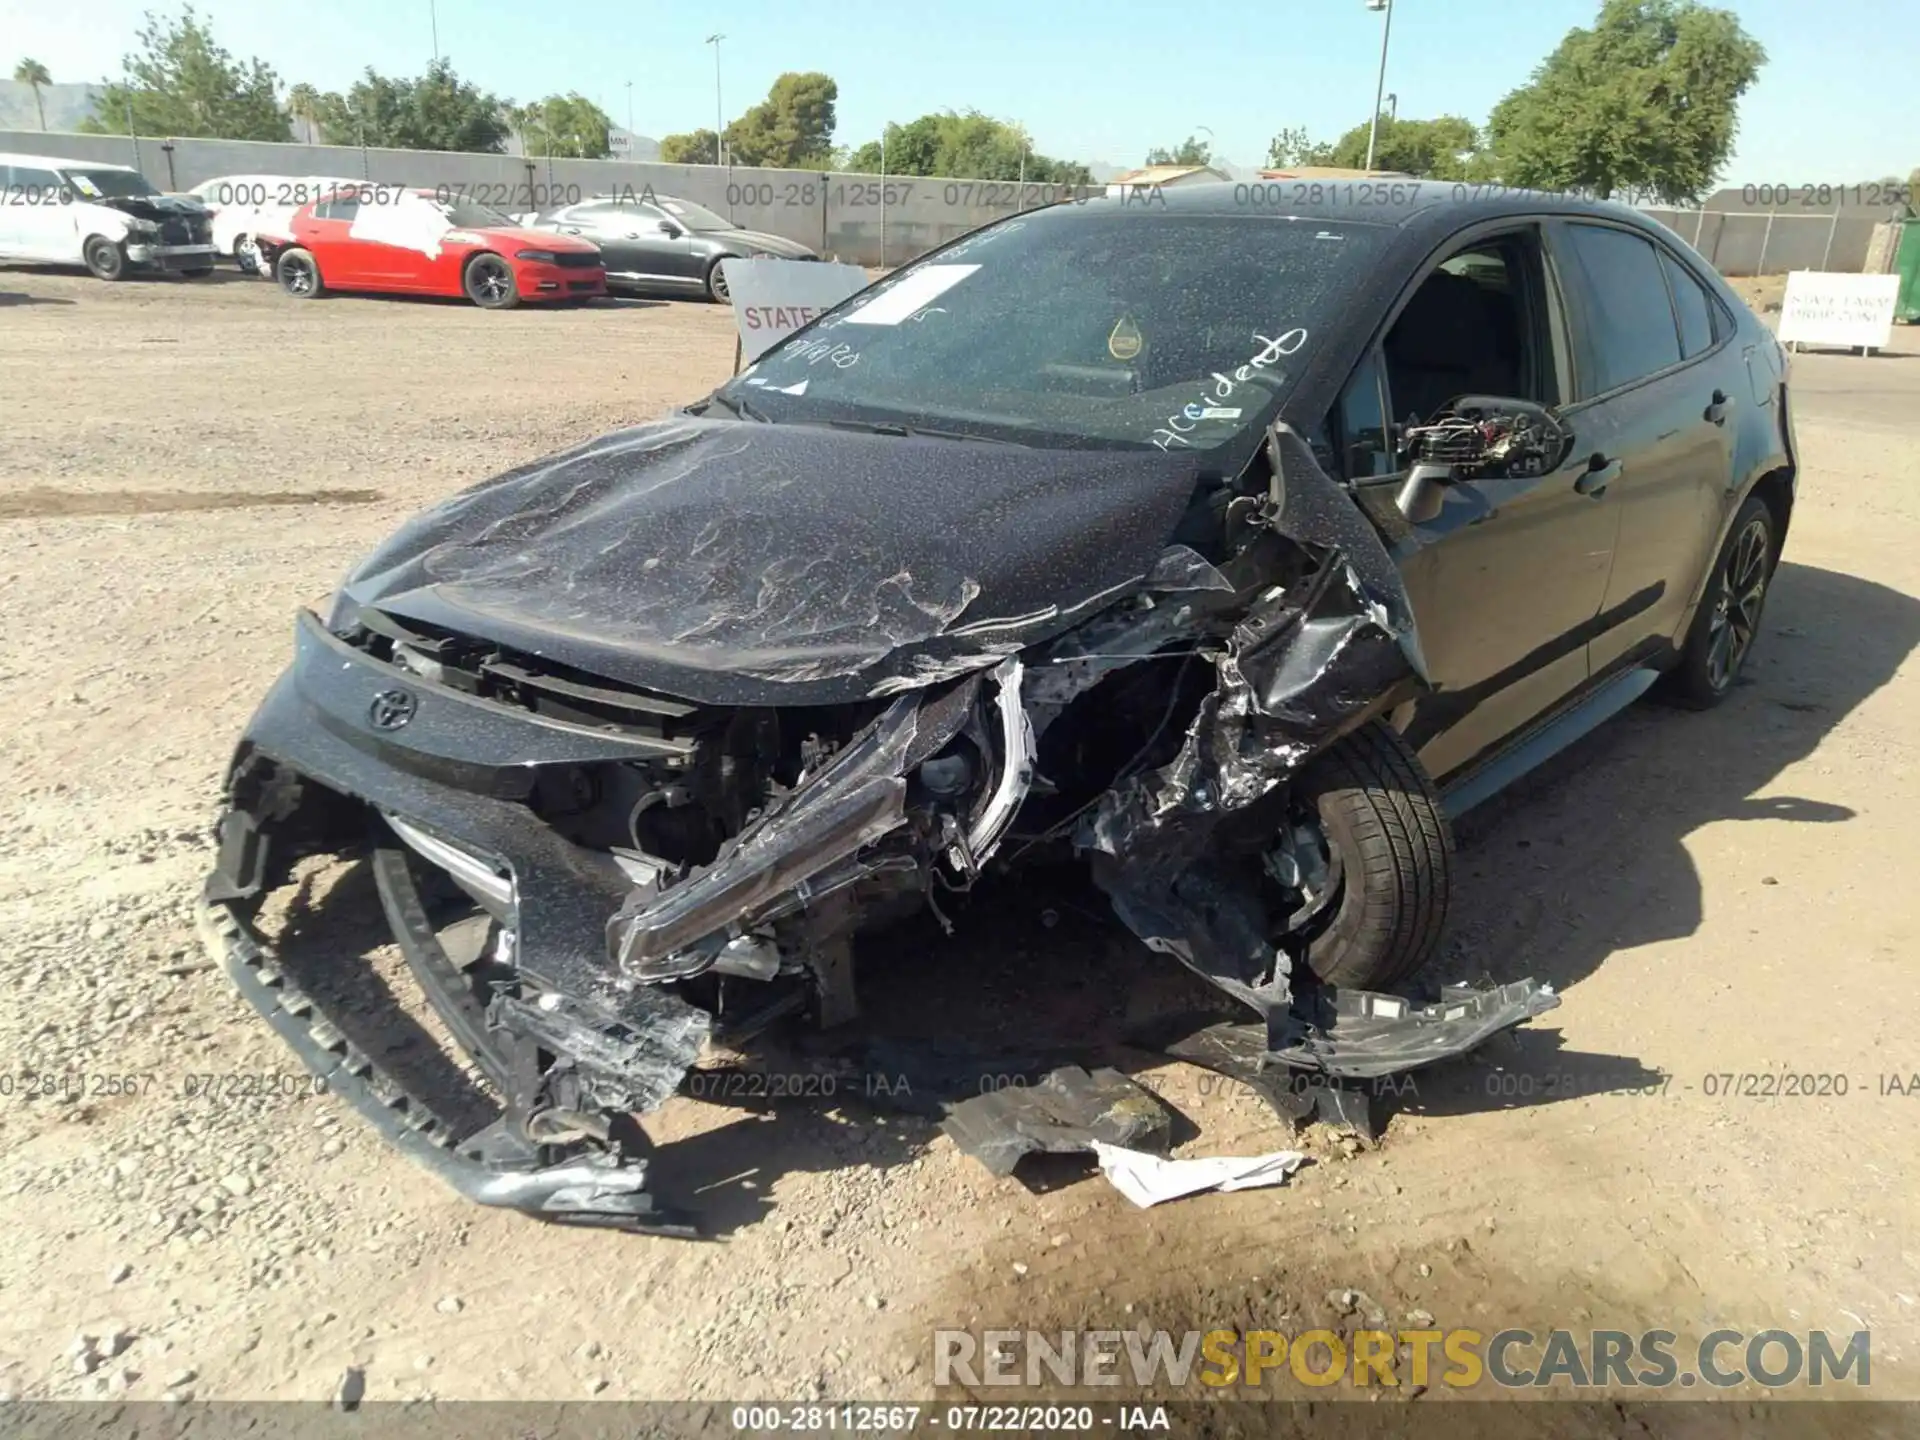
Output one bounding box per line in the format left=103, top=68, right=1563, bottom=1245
left=3, top=265, right=1920, bottom=1413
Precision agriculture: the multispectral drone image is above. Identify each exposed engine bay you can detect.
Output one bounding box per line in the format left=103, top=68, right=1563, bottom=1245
left=199, top=413, right=1558, bottom=1232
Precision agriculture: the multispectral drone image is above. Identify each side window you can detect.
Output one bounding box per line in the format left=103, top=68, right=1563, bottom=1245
left=315, top=190, right=360, bottom=222
left=1335, top=350, right=1395, bottom=478
left=1381, top=233, right=1548, bottom=424
left=1562, top=223, right=1683, bottom=396
left=10, top=164, right=61, bottom=195
left=1661, top=250, right=1716, bottom=359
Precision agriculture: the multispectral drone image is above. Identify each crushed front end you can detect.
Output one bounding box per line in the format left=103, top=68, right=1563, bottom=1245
left=201, top=418, right=1558, bottom=1231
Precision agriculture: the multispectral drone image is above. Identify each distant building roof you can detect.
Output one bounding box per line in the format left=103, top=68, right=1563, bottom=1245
left=1108, top=164, right=1231, bottom=187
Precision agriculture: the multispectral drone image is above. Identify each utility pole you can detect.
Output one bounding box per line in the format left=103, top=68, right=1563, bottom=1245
left=1363, top=0, right=1394, bottom=174
left=705, top=34, right=725, bottom=167
left=625, top=79, right=633, bottom=136
left=429, top=0, right=440, bottom=64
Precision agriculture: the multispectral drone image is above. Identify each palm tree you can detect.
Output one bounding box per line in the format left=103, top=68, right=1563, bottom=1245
left=13, top=59, right=51, bottom=131
left=287, top=83, right=319, bottom=143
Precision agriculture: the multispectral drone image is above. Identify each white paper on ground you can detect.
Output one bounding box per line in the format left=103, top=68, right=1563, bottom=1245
left=842, top=264, right=980, bottom=325
left=1090, top=1141, right=1306, bottom=1209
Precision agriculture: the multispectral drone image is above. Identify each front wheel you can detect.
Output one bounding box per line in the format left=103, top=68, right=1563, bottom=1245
left=464, top=253, right=519, bottom=309
left=234, top=234, right=263, bottom=275
left=275, top=247, right=324, bottom=298
left=1667, top=495, right=1776, bottom=708
left=1268, top=721, right=1453, bottom=991
left=84, top=236, right=126, bottom=281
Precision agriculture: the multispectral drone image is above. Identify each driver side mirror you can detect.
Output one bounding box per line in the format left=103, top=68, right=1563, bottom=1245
left=1393, top=395, right=1574, bottom=523
left=657, top=220, right=684, bottom=238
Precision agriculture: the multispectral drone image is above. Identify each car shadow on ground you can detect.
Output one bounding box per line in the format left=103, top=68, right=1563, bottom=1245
left=0, top=288, right=74, bottom=306
left=302, top=290, right=669, bottom=311
left=1439, top=559, right=1920, bottom=996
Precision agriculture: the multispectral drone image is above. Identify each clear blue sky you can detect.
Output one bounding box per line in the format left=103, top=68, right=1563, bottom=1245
left=2, top=0, right=1913, bottom=182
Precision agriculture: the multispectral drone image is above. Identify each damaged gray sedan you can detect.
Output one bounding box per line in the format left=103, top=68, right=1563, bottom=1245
left=200, top=185, right=1795, bottom=1230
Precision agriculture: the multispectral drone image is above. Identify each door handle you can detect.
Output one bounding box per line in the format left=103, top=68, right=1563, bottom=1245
left=1575, top=457, right=1621, bottom=497
left=1705, top=389, right=1729, bottom=425
left=558, top=226, right=583, bottom=235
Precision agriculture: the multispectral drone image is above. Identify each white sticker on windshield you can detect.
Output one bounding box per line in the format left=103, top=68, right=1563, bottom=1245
left=1196, top=407, right=1242, bottom=419
left=68, top=174, right=102, bottom=198
left=842, top=264, right=980, bottom=325
left=775, top=379, right=810, bottom=395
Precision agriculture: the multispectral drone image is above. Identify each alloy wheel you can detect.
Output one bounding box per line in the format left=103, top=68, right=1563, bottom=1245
left=283, top=257, right=314, bottom=295
left=472, top=257, right=511, bottom=304
left=1706, top=516, right=1770, bottom=692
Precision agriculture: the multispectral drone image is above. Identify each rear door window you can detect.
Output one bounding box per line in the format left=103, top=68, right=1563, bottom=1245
left=1661, top=251, right=1718, bottom=359
left=1561, top=223, right=1684, bottom=397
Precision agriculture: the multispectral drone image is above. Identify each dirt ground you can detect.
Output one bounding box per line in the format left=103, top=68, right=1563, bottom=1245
left=3, top=266, right=1920, bottom=1417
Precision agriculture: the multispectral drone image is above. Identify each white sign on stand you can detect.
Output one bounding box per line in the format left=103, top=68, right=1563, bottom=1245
left=721, top=257, right=870, bottom=366
left=1778, top=271, right=1899, bottom=353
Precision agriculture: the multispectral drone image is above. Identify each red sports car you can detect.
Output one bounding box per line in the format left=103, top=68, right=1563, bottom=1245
left=257, top=185, right=605, bottom=308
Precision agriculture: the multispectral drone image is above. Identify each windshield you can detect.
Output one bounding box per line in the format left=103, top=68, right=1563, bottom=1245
left=658, top=196, right=733, bottom=232
left=431, top=196, right=513, bottom=229
left=719, top=210, right=1385, bottom=451
left=60, top=167, right=160, bottom=200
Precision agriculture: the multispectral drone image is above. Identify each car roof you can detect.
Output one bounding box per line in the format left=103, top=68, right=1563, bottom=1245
left=1060, top=178, right=1659, bottom=236
left=0, top=153, right=137, bottom=172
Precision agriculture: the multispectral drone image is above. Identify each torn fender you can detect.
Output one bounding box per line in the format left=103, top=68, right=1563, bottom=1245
left=1077, top=424, right=1428, bottom=1020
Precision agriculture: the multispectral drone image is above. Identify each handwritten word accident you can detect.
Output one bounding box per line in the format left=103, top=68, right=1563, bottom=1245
left=1150, top=328, right=1308, bottom=451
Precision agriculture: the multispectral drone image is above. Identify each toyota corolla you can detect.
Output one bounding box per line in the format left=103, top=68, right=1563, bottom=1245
left=200, top=185, right=1793, bottom=1230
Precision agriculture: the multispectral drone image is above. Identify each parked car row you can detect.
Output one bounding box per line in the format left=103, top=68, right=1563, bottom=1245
left=1, top=152, right=826, bottom=310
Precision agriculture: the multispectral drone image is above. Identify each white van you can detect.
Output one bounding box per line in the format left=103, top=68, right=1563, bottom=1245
left=0, top=152, right=218, bottom=279
left=187, top=173, right=362, bottom=274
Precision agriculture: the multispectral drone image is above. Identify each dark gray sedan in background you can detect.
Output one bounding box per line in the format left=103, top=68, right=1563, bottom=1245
left=528, top=192, right=819, bottom=301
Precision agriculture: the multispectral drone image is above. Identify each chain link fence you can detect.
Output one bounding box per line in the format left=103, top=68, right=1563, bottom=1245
left=1644, top=205, right=1886, bottom=276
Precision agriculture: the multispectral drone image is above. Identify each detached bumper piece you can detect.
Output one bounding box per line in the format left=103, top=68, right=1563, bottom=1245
left=198, top=895, right=694, bottom=1234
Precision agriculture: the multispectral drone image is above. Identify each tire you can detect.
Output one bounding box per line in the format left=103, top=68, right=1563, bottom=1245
left=276, top=247, right=324, bottom=299
left=705, top=257, right=732, bottom=304
left=464, top=253, right=519, bottom=309
left=1280, top=721, right=1453, bottom=991
left=1667, top=495, right=1776, bottom=708
left=234, top=234, right=262, bottom=275
left=84, top=236, right=126, bottom=281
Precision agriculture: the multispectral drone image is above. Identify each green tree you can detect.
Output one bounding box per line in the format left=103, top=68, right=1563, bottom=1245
left=512, top=93, right=612, bottom=159
left=1325, top=114, right=1483, bottom=177
left=13, top=58, right=51, bottom=131
left=311, top=59, right=509, bottom=153
left=287, top=81, right=319, bottom=143
left=843, top=111, right=1091, bottom=184
left=1144, top=135, right=1211, bottom=167
left=659, top=128, right=719, bottom=165
left=723, top=71, right=838, bottom=167
left=1264, top=126, right=1334, bottom=169
left=80, top=7, right=286, bottom=141
left=1485, top=0, right=1766, bottom=203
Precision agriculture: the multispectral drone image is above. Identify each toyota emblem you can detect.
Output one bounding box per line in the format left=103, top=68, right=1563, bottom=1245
left=368, top=688, right=418, bottom=730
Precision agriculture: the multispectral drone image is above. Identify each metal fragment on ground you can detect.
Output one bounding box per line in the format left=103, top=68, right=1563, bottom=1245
left=940, top=1066, right=1173, bottom=1177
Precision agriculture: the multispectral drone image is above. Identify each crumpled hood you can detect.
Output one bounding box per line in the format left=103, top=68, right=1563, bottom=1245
left=340, top=416, right=1206, bottom=706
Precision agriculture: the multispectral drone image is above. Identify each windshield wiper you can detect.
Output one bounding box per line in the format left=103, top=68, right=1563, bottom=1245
left=706, top=390, right=772, bottom=423
left=825, top=419, right=1018, bottom=445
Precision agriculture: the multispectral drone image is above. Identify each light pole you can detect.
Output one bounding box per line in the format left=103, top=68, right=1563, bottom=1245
left=1363, top=0, right=1394, bottom=174
left=624, top=80, right=633, bottom=136
left=705, top=34, right=725, bottom=167
left=1385, top=92, right=1398, bottom=121
left=429, top=0, right=439, bottom=64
